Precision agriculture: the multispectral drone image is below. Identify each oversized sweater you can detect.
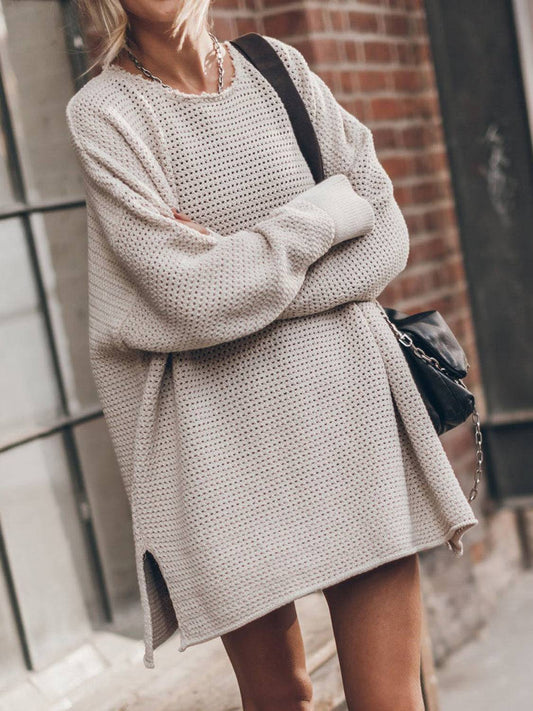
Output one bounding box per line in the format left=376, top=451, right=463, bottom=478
left=65, top=34, right=478, bottom=669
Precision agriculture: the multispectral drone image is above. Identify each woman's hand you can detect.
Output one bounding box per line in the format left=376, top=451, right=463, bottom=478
left=172, top=207, right=210, bottom=235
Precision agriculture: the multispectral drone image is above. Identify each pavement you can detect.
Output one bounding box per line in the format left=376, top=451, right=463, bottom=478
left=0, top=591, right=345, bottom=711
left=437, top=568, right=533, bottom=711
left=2, top=569, right=532, bottom=710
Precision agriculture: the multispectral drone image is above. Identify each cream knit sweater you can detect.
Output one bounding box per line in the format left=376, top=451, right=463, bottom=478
left=66, top=34, right=478, bottom=669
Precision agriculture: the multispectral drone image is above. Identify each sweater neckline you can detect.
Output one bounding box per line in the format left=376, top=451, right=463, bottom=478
left=103, top=40, right=242, bottom=101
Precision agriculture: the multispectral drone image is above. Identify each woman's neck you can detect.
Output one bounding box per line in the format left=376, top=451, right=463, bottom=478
left=115, top=24, right=224, bottom=94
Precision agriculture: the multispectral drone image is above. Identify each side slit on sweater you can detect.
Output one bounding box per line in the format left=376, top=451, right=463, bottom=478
left=142, top=550, right=179, bottom=668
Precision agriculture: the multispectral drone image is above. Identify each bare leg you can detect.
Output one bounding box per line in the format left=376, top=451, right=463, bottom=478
left=322, top=553, right=425, bottom=711
left=221, top=601, right=314, bottom=711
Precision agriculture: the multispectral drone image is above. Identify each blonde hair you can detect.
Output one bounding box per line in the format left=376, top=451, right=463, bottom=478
left=77, top=0, right=213, bottom=76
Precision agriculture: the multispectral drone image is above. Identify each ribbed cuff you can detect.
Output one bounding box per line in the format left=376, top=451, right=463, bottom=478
left=298, top=174, right=375, bottom=245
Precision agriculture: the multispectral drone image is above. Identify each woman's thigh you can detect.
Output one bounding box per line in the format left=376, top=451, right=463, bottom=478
left=322, top=553, right=425, bottom=711
left=221, top=601, right=313, bottom=711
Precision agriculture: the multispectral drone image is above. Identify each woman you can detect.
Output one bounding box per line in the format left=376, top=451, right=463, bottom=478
left=66, top=1, right=478, bottom=708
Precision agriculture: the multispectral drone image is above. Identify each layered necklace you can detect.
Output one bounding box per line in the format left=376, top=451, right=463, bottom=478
left=123, top=32, right=225, bottom=94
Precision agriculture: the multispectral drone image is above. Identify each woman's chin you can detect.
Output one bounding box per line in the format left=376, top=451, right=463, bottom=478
left=128, top=1, right=184, bottom=26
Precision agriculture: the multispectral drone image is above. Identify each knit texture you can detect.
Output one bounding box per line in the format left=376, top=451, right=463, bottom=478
left=66, top=34, right=478, bottom=669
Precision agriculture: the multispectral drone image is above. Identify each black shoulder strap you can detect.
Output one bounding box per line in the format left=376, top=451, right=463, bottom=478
left=229, top=32, right=325, bottom=184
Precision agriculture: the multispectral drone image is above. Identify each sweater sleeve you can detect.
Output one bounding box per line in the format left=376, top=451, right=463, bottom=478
left=262, top=37, right=410, bottom=320
left=66, top=97, right=371, bottom=354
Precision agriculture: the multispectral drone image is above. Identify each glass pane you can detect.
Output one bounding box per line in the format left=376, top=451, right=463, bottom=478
left=0, top=0, right=85, bottom=203
left=32, top=207, right=99, bottom=414
left=0, top=433, right=92, bottom=670
left=74, top=417, right=139, bottom=631
left=0, top=218, right=62, bottom=447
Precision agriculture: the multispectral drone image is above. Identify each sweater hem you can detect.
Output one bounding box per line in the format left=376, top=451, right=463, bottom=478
left=174, top=516, right=478, bottom=653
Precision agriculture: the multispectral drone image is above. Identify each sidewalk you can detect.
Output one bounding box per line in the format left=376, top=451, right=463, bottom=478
left=0, top=591, right=345, bottom=711
left=67, top=591, right=346, bottom=711
left=2, top=569, right=531, bottom=710
left=437, top=568, right=533, bottom=711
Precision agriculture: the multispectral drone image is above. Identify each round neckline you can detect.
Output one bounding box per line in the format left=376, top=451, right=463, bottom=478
left=104, top=40, right=241, bottom=101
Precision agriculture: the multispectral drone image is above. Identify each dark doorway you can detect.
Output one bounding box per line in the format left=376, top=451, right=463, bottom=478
left=425, top=0, right=533, bottom=501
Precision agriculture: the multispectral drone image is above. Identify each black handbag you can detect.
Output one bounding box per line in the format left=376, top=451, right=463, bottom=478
left=231, top=33, right=482, bottom=501
left=375, top=303, right=476, bottom=435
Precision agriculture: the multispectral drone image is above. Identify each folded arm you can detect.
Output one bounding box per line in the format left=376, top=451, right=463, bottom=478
left=262, top=37, right=410, bottom=321
left=66, top=97, right=370, bottom=354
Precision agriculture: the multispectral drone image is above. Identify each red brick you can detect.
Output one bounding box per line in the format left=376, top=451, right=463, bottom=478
left=235, top=17, right=257, bottom=35
left=412, top=150, right=449, bottom=174
left=402, top=123, right=442, bottom=148
left=413, top=14, right=429, bottom=34
left=306, top=8, right=326, bottom=33
left=399, top=272, right=429, bottom=299
left=363, top=41, right=393, bottom=64
left=309, top=37, right=341, bottom=63
left=414, top=41, right=432, bottom=63
left=411, top=180, right=448, bottom=203
left=403, top=212, right=426, bottom=234
left=339, top=70, right=358, bottom=93
left=212, top=0, right=237, bottom=8
left=409, top=235, right=452, bottom=263
left=423, top=205, right=458, bottom=232
left=396, top=43, right=417, bottom=65
left=343, top=98, right=370, bottom=121
left=330, top=10, right=349, bottom=32
left=384, top=13, right=410, bottom=36
left=392, top=68, right=426, bottom=92
left=415, top=93, right=441, bottom=118
left=381, top=155, right=415, bottom=179
left=371, top=126, right=398, bottom=149
left=348, top=11, right=380, bottom=34
left=317, top=69, right=338, bottom=90
left=358, top=69, right=389, bottom=92
left=213, top=16, right=235, bottom=39
left=344, top=41, right=358, bottom=63
left=263, top=10, right=310, bottom=37
left=370, top=96, right=419, bottom=120
left=393, top=185, right=414, bottom=206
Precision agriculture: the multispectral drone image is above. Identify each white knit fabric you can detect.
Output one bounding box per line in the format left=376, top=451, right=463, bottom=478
left=66, top=34, right=478, bottom=669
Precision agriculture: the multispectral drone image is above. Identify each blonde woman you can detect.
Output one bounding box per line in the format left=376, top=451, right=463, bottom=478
left=66, top=1, right=478, bottom=709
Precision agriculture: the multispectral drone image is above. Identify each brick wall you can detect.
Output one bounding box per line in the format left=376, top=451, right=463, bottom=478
left=213, top=0, right=524, bottom=662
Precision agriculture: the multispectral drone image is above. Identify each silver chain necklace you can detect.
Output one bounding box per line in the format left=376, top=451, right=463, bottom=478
left=123, top=32, right=225, bottom=94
